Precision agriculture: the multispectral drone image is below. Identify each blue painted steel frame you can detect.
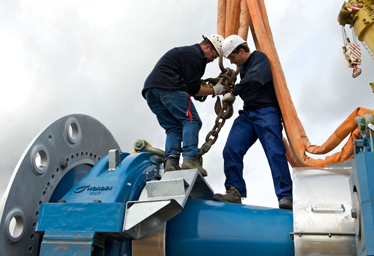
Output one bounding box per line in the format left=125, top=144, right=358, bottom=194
left=37, top=150, right=295, bottom=256
left=60, top=152, right=161, bottom=203
left=36, top=151, right=162, bottom=256
left=353, top=152, right=374, bottom=256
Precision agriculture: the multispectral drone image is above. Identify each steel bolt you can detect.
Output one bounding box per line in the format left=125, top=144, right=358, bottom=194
left=60, top=159, right=68, bottom=169
left=135, top=140, right=143, bottom=148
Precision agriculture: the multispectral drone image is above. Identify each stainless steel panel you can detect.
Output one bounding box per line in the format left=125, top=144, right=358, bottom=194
left=293, top=167, right=356, bottom=256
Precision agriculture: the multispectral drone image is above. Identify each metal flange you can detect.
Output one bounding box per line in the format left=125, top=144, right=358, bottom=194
left=0, top=114, right=120, bottom=256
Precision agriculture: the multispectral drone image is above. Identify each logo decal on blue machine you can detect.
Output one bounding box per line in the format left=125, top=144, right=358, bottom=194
left=74, top=185, right=113, bottom=195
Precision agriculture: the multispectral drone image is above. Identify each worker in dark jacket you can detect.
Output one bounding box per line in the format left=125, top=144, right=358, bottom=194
left=142, top=34, right=225, bottom=176
left=213, top=35, right=293, bottom=209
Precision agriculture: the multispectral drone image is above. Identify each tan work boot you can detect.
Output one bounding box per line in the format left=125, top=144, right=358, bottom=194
left=164, top=157, right=181, bottom=172
left=279, top=199, right=293, bottom=210
left=181, top=158, right=207, bottom=176
left=213, top=187, right=242, bottom=204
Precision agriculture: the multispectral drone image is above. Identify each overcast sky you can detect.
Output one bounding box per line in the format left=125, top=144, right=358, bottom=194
left=0, top=0, right=373, bottom=208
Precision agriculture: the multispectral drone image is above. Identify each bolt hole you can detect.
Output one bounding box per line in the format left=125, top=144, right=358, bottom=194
left=34, top=150, right=47, bottom=171
left=9, top=216, right=24, bottom=240
left=67, top=122, right=79, bottom=143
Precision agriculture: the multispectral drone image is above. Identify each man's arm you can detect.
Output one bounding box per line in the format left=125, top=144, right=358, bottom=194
left=195, top=86, right=214, bottom=96
left=195, top=78, right=225, bottom=96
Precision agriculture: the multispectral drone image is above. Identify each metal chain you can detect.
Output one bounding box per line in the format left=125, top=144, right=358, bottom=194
left=198, top=98, right=233, bottom=160
left=194, top=68, right=236, bottom=102
left=197, top=58, right=239, bottom=162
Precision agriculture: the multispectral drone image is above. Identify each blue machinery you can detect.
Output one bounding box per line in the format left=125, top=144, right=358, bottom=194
left=0, top=114, right=373, bottom=255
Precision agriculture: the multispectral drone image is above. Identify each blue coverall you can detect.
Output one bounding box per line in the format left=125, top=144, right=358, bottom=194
left=223, top=51, right=292, bottom=202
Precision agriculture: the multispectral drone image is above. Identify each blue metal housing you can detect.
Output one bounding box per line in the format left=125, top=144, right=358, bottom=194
left=351, top=152, right=374, bottom=256
left=166, top=199, right=294, bottom=256
left=60, top=152, right=161, bottom=203
left=36, top=149, right=295, bottom=256
left=36, top=151, right=163, bottom=255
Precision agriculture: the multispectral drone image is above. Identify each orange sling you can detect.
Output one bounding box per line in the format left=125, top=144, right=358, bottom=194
left=217, top=0, right=372, bottom=167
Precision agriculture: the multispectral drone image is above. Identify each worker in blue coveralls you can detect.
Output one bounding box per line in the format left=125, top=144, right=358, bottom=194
left=142, top=34, right=225, bottom=177
left=212, top=35, right=293, bottom=210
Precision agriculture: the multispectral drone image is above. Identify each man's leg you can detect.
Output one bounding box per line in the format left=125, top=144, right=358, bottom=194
left=154, top=90, right=202, bottom=159
left=146, top=89, right=205, bottom=175
left=181, top=100, right=202, bottom=159
left=158, top=91, right=206, bottom=176
left=179, top=99, right=207, bottom=175
left=145, top=89, right=182, bottom=160
left=215, top=111, right=257, bottom=202
left=253, top=107, right=293, bottom=208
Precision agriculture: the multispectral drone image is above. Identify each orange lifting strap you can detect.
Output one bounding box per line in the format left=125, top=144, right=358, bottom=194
left=217, top=0, right=373, bottom=167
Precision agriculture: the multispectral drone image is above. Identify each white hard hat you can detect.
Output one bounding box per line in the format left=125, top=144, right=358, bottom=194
left=203, top=34, right=224, bottom=57
left=222, top=35, right=246, bottom=57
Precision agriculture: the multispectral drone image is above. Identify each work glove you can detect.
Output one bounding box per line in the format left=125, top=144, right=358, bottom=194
left=213, top=78, right=225, bottom=96
left=222, top=92, right=235, bottom=103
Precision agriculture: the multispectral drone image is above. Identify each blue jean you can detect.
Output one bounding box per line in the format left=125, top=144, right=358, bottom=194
left=145, top=89, right=202, bottom=160
left=223, top=107, right=292, bottom=201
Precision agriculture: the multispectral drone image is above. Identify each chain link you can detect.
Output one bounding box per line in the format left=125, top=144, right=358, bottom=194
left=197, top=61, right=238, bottom=162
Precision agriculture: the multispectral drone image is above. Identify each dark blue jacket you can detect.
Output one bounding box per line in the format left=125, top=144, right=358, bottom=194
left=142, top=44, right=207, bottom=98
left=231, top=51, right=279, bottom=110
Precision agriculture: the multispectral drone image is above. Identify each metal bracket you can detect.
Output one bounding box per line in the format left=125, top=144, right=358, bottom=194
left=123, top=169, right=213, bottom=239
left=311, top=204, right=345, bottom=213
left=108, top=149, right=121, bottom=171
left=292, top=231, right=355, bottom=238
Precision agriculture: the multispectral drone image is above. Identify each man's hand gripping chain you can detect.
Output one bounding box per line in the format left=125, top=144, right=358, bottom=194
left=195, top=61, right=239, bottom=163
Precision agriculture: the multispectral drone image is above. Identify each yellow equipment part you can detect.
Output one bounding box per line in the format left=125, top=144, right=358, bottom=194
left=338, top=0, right=374, bottom=54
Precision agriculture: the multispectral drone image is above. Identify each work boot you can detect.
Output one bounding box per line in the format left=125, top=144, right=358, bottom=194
left=212, top=187, right=242, bottom=204
left=164, top=157, right=181, bottom=172
left=279, top=199, right=293, bottom=210
left=181, top=158, right=208, bottom=176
